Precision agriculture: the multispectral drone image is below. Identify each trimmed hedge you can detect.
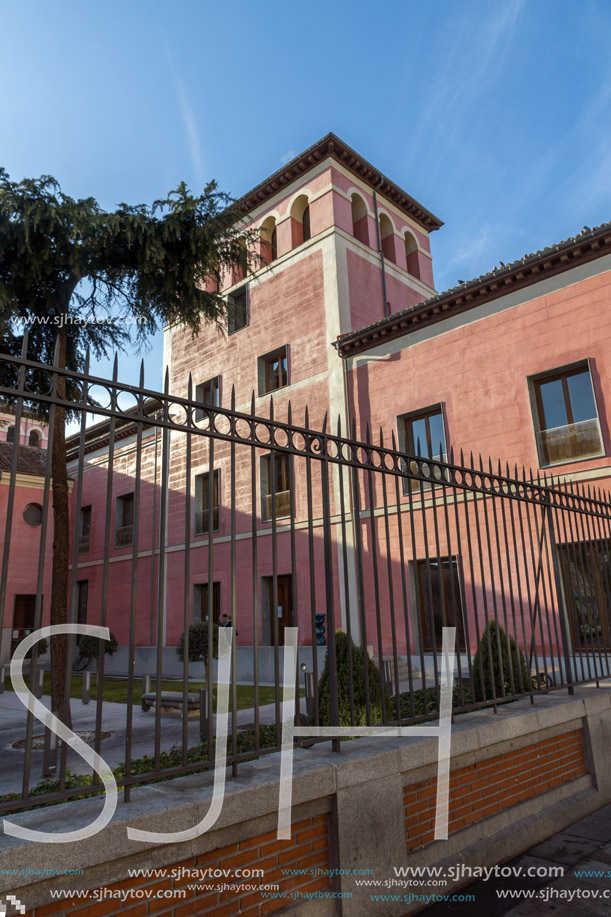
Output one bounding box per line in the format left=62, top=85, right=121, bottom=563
left=318, top=630, right=390, bottom=726
left=177, top=621, right=219, bottom=668
left=472, top=620, right=530, bottom=702
left=78, top=631, right=118, bottom=660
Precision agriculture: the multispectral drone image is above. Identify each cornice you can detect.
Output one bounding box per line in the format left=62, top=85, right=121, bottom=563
left=335, top=222, right=611, bottom=358
left=236, top=133, right=443, bottom=234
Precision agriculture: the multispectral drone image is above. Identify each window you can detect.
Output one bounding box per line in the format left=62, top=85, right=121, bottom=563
left=302, top=205, right=311, bottom=242
left=78, top=505, right=91, bottom=554
left=115, top=492, right=134, bottom=547
left=194, top=582, right=221, bottom=624
left=195, top=376, right=220, bottom=420
left=290, top=194, right=311, bottom=248
left=23, top=503, right=43, bottom=526
left=227, top=284, right=248, bottom=334
left=260, top=216, right=278, bottom=264
left=531, top=362, right=603, bottom=466
left=195, top=470, right=220, bottom=534
left=404, top=232, right=421, bottom=279
left=6, top=426, right=14, bottom=443
left=28, top=429, right=40, bottom=447
left=379, top=213, right=395, bottom=263
left=399, top=405, right=447, bottom=493
left=261, top=453, right=291, bottom=521
left=259, top=347, right=288, bottom=395
left=413, top=556, right=466, bottom=651
left=351, top=194, right=369, bottom=245
left=558, top=541, right=611, bottom=648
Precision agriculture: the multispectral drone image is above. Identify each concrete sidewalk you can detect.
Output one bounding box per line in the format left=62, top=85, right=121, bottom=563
left=425, top=802, right=611, bottom=914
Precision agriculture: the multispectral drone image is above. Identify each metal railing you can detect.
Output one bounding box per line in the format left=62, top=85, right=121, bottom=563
left=0, top=338, right=611, bottom=814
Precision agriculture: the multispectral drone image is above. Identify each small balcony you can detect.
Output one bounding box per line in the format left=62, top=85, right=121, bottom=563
left=263, top=490, right=291, bottom=521
left=537, top=418, right=604, bottom=466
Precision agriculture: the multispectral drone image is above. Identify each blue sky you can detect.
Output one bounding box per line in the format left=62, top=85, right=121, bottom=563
left=2, top=0, right=611, bottom=391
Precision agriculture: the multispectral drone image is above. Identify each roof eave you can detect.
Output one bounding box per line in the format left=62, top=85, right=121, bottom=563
left=336, top=224, right=611, bottom=358
left=235, top=133, right=443, bottom=234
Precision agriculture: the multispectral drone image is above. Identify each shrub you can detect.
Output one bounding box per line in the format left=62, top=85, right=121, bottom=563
left=318, top=630, right=389, bottom=726
left=472, top=620, right=529, bottom=702
left=78, top=631, right=118, bottom=661
left=25, top=637, right=48, bottom=659
left=177, top=621, right=219, bottom=679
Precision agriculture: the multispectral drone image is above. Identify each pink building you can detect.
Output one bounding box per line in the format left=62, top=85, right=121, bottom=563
left=4, top=135, right=611, bottom=679
left=0, top=440, right=54, bottom=663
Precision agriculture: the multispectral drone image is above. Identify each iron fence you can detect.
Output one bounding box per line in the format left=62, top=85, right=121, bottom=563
left=0, top=337, right=611, bottom=814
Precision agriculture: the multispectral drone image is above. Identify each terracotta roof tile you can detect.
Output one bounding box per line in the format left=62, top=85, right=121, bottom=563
left=0, top=443, right=48, bottom=476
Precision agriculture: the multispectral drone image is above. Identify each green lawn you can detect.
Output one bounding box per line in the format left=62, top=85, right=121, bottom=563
left=5, top=674, right=302, bottom=710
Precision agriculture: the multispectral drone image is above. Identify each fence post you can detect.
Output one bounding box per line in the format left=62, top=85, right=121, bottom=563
left=545, top=500, right=575, bottom=695
left=320, top=436, right=341, bottom=753
left=41, top=726, right=59, bottom=777
left=199, top=688, right=208, bottom=743
left=34, top=666, right=44, bottom=699
left=82, top=670, right=91, bottom=704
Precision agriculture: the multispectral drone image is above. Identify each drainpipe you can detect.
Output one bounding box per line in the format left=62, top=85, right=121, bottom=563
left=372, top=174, right=389, bottom=318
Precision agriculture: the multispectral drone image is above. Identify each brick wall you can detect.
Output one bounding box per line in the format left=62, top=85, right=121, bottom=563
left=25, top=815, right=330, bottom=917
left=404, top=729, right=587, bottom=850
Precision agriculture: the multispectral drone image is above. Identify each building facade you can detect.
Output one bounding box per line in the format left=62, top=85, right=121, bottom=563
left=3, top=135, right=611, bottom=678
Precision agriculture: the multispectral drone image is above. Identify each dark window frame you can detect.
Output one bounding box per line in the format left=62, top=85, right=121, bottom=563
left=193, top=581, right=221, bottom=624
left=115, top=492, right=135, bottom=548
left=261, top=453, right=291, bottom=522
left=78, top=505, right=92, bottom=554
left=227, top=284, right=249, bottom=335
left=195, top=376, right=221, bottom=421
left=259, top=346, right=288, bottom=396
left=398, top=404, right=448, bottom=494
left=529, top=360, right=604, bottom=466
left=412, top=554, right=466, bottom=652
left=194, top=469, right=220, bottom=535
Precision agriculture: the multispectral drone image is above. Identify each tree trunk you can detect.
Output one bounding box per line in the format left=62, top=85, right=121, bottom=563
left=50, top=322, right=71, bottom=727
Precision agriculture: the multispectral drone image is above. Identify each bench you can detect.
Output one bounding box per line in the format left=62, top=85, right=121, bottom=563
left=141, top=691, right=200, bottom=712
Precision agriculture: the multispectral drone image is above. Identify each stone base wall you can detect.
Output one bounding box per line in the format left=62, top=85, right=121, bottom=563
left=2, top=686, right=611, bottom=917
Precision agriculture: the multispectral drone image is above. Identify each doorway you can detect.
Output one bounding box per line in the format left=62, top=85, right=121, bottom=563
left=12, top=594, right=37, bottom=656
left=263, top=575, right=294, bottom=645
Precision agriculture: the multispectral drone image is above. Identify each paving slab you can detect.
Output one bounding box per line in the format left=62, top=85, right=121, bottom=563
left=421, top=805, right=611, bottom=915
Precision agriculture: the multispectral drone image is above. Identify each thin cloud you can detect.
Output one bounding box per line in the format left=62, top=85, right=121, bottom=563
left=166, top=51, right=205, bottom=187
left=280, top=149, right=296, bottom=164
left=405, top=0, right=528, bottom=183
left=446, top=227, right=492, bottom=268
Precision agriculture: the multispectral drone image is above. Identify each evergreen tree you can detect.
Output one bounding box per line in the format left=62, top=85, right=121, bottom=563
left=0, top=168, right=255, bottom=723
